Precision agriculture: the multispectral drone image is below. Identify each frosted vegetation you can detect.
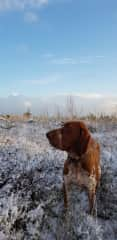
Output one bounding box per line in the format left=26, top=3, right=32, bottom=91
left=0, top=118, right=117, bottom=240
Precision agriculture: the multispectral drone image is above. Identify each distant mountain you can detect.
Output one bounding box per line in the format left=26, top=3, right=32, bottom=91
left=0, top=94, right=117, bottom=116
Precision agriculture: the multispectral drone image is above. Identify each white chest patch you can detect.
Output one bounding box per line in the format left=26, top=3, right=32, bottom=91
left=66, top=163, right=97, bottom=191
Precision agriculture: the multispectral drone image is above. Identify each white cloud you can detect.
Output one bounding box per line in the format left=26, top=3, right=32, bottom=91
left=96, top=55, right=104, bottom=58
left=26, top=75, right=60, bottom=85
left=11, top=91, right=20, bottom=96
left=46, top=55, right=104, bottom=65
left=42, top=53, right=55, bottom=59
left=51, top=57, right=78, bottom=65
left=0, top=0, right=48, bottom=11
left=56, top=92, right=103, bottom=99
left=24, top=12, right=39, bottom=23
left=77, top=93, right=103, bottom=99
left=79, top=56, right=104, bottom=64
left=41, top=54, right=78, bottom=65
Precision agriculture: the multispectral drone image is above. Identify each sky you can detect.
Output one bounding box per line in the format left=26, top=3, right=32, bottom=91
left=0, top=0, right=117, bottom=98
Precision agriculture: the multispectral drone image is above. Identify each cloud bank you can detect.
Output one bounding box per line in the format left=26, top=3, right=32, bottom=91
left=0, top=0, right=48, bottom=11
left=0, top=94, right=117, bottom=116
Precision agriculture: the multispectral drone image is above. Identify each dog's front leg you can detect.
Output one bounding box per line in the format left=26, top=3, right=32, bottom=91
left=88, top=189, right=96, bottom=215
left=88, top=174, right=97, bottom=215
left=63, top=160, right=70, bottom=209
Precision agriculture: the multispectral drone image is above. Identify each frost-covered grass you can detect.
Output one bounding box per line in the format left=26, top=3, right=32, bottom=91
left=0, top=120, right=117, bottom=239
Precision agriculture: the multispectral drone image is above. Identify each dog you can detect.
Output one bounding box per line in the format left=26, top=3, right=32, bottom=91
left=46, top=121, right=101, bottom=214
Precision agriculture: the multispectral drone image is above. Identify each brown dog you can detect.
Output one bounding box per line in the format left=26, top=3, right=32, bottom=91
left=46, top=121, right=101, bottom=214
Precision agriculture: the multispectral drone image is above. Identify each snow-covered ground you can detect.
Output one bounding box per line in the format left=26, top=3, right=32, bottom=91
left=0, top=119, right=117, bottom=240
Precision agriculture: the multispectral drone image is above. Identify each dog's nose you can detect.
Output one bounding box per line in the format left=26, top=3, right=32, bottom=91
left=46, top=132, right=50, bottom=139
left=46, top=132, right=49, bottom=138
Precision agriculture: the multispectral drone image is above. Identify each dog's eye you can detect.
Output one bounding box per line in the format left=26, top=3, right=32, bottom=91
left=62, top=127, right=67, bottom=134
left=62, top=125, right=71, bottom=134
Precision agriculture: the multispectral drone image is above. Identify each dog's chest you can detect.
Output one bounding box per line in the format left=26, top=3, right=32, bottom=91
left=68, top=163, right=96, bottom=190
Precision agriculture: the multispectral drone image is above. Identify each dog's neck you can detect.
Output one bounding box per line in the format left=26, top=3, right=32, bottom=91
left=68, top=152, right=81, bottom=161
left=68, top=137, right=94, bottom=162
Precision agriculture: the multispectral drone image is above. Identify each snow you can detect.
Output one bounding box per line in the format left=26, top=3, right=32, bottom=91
left=0, top=120, right=117, bottom=239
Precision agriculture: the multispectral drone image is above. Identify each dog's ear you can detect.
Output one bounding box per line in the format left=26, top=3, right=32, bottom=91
left=77, top=126, right=91, bottom=156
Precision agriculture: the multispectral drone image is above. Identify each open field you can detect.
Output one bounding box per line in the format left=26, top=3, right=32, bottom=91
left=0, top=119, right=117, bottom=240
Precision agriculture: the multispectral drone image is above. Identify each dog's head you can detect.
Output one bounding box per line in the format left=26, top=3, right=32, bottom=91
left=46, top=121, right=91, bottom=156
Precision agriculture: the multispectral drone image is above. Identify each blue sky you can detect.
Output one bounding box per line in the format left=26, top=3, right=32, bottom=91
left=0, top=0, right=117, bottom=97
